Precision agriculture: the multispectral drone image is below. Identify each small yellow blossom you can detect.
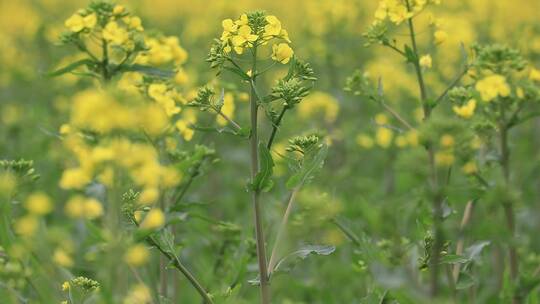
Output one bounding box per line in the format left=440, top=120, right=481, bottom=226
left=103, top=22, right=129, bottom=45
left=264, top=16, right=282, bottom=37
left=529, top=68, right=540, bottom=82
left=0, top=172, right=16, bottom=196
left=462, top=161, right=478, bottom=174
left=374, top=113, right=388, bottom=125
left=113, top=5, right=125, bottom=15
left=475, top=74, right=510, bottom=102
left=231, top=25, right=258, bottom=54
left=140, top=209, right=165, bottom=230
left=440, top=134, right=455, bottom=148
left=375, top=127, right=393, bottom=148
left=138, top=187, right=159, bottom=205
left=271, top=43, right=294, bottom=64
left=419, top=55, right=432, bottom=68
left=453, top=99, right=476, bottom=119
left=62, top=281, right=70, bottom=291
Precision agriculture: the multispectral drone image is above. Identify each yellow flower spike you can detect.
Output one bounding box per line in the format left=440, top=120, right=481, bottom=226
left=124, top=244, right=149, bottom=267
left=271, top=43, right=294, bottom=64
left=140, top=209, right=165, bottom=230
left=419, top=55, right=432, bottom=69
left=24, top=192, right=53, bottom=216
left=475, top=74, right=510, bottom=102
left=453, top=99, right=476, bottom=119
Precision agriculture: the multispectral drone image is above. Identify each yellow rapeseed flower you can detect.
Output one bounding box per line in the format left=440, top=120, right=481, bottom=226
left=53, top=248, right=74, bottom=268
left=124, top=244, right=149, bottom=267
left=475, top=74, right=510, bottom=102
left=419, top=55, right=432, bottom=68
left=271, top=43, right=294, bottom=64
left=140, top=209, right=165, bottom=230
left=14, top=215, right=39, bottom=237
left=375, top=127, right=393, bottom=148
left=103, top=21, right=129, bottom=45
left=24, top=192, right=53, bottom=216
left=453, top=99, right=476, bottom=119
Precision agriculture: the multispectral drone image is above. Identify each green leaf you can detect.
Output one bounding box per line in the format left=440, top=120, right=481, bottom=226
left=439, top=254, right=470, bottom=264
left=286, top=144, right=328, bottom=189
left=119, top=64, right=175, bottom=78
left=223, top=66, right=250, bottom=81
left=456, top=272, right=476, bottom=290
left=251, top=143, right=274, bottom=192
left=404, top=44, right=418, bottom=64
left=273, top=245, right=336, bottom=274
left=47, top=59, right=96, bottom=77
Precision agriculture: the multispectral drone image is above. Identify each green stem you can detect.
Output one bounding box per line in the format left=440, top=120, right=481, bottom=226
left=249, top=46, right=271, bottom=304
left=101, top=39, right=110, bottom=82
left=404, top=0, right=441, bottom=297
left=500, top=123, right=520, bottom=304
left=268, top=186, right=300, bottom=275
left=145, top=236, right=214, bottom=304
left=267, top=106, right=287, bottom=149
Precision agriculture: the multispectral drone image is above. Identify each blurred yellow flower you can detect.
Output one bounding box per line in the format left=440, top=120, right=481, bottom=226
left=14, top=215, right=38, bottom=237
left=53, top=248, right=74, bottom=268
left=434, top=30, right=448, bottom=44
left=125, top=244, right=150, bottom=267
left=435, top=151, right=454, bottom=167
left=24, top=192, right=53, bottom=216
left=462, top=161, right=478, bottom=174
left=419, top=55, right=432, bottom=68
left=140, top=209, right=165, bottom=230
left=375, top=127, right=393, bottom=148
left=138, top=187, right=159, bottom=205
left=529, top=68, right=540, bottom=82
left=453, top=99, right=476, bottom=119
left=356, top=134, right=374, bottom=149
left=475, top=74, right=510, bottom=102
left=216, top=93, right=235, bottom=126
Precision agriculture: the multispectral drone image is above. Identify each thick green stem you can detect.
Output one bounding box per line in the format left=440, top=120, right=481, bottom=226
left=500, top=124, right=520, bottom=304
left=404, top=0, right=441, bottom=296
left=101, top=39, right=110, bottom=82
left=249, top=46, right=271, bottom=304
